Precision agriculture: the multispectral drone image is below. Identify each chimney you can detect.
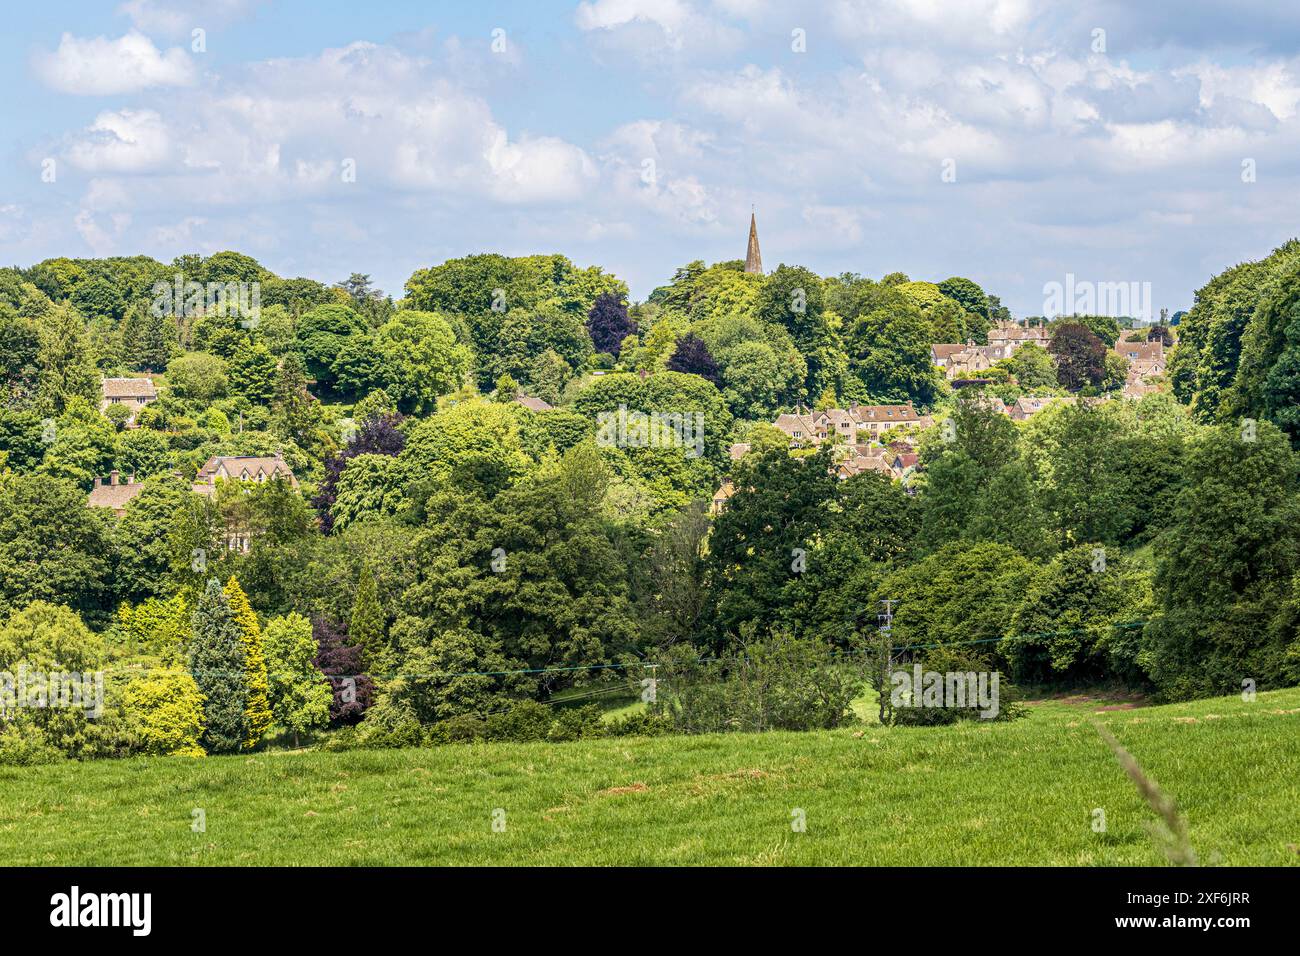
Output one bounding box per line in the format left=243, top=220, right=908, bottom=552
left=110, top=470, right=119, bottom=486
left=93, top=477, right=102, bottom=489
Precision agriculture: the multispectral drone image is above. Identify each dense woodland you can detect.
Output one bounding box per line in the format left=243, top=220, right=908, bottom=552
left=0, top=244, right=1298, bottom=761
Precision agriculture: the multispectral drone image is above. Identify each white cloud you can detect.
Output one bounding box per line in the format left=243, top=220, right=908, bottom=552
left=64, top=109, right=173, bottom=172
left=118, top=0, right=265, bottom=39
left=34, top=31, right=196, bottom=94
left=74, top=210, right=132, bottom=255
left=574, top=0, right=745, bottom=59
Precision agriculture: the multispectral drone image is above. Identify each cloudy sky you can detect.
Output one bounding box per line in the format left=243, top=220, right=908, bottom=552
left=3, top=0, right=1300, bottom=315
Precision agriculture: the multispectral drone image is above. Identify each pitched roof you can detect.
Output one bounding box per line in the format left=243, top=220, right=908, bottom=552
left=931, top=344, right=967, bottom=362
left=848, top=403, right=920, bottom=422
left=514, top=393, right=553, bottom=412
left=101, top=377, right=157, bottom=399
left=194, top=455, right=298, bottom=494
left=1114, top=341, right=1163, bottom=362
left=87, top=477, right=145, bottom=512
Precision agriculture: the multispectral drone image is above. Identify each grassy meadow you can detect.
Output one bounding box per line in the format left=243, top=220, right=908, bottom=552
left=1, top=687, right=1297, bottom=866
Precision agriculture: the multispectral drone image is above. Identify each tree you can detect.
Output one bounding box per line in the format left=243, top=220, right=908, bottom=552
left=999, top=343, right=1057, bottom=391
left=122, top=669, right=206, bottom=756
left=879, top=542, right=1033, bottom=658
left=845, top=302, right=942, bottom=406
left=166, top=352, right=228, bottom=401
left=312, top=617, right=374, bottom=724
left=754, top=265, right=832, bottom=396
left=1144, top=420, right=1300, bottom=699
left=222, top=576, right=273, bottom=748
left=937, top=276, right=990, bottom=323
left=0, top=601, right=107, bottom=756
left=313, top=413, right=406, bottom=533
left=349, top=566, right=386, bottom=671
left=1049, top=322, right=1106, bottom=391
left=525, top=348, right=571, bottom=405
left=0, top=308, right=40, bottom=403
left=705, top=446, right=839, bottom=646
left=1033, top=402, right=1129, bottom=547
left=36, top=305, right=98, bottom=412
left=187, top=579, right=249, bottom=753
left=373, top=311, right=472, bottom=413
left=121, top=307, right=173, bottom=371
left=262, top=613, right=331, bottom=746
left=0, top=473, right=111, bottom=622
left=113, top=479, right=191, bottom=603
left=666, top=332, right=721, bottom=385
left=70, top=277, right=125, bottom=322
left=228, top=340, right=278, bottom=404
left=586, top=291, right=636, bottom=357
left=36, top=398, right=116, bottom=487
left=297, top=303, right=368, bottom=395
left=1002, top=545, right=1149, bottom=685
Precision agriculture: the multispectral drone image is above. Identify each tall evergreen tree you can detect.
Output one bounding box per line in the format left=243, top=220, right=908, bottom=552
left=36, top=304, right=98, bottom=412
left=188, top=578, right=249, bottom=753
left=349, top=566, right=386, bottom=671
left=223, top=576, right=273, bottom=748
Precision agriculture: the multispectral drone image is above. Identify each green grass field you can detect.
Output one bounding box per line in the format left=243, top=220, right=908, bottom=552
left=2, top=688, right=1297, bottom=866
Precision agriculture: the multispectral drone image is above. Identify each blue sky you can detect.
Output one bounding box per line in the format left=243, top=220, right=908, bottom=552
left=4, top=0, right=1300, bottom=316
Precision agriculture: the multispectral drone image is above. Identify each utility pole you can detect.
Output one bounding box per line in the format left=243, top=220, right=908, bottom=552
left=873, top=599, right=897, bottom=725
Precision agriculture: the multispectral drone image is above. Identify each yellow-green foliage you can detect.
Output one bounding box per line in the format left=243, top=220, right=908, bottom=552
left=223, top=577, right=272, bottom=748
left=121, top=669, right=206, bottom=757
left=116, top=595, right=190, bottom=660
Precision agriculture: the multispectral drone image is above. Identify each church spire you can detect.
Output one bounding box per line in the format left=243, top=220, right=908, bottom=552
left=744, top=208, right=763, bottom=274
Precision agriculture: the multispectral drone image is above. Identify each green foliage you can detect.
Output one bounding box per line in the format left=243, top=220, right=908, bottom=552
left=228, top=340, right=278, bottom=404
left=880, top=542, right=1034, bottom=655
left=167, top=352, right=228, bottom=401
left=373, top=311, right=472, bottom=413
left=36, top=305, right=99, bottom=412
left=0, top=601, right=106, bottom=757
left=223, top=576, right=273, bottom=748
left=1002, top=546, right=1151, bottom=684
left=262, top=613, right=330, bottom=744
left=0, top=473, right=111, bottom=622
left=1143, top=420, right=1300, bottom=699
left=188, top=579, right=249, bottom=753
left=349, top=567, right=386, bottom=671
left=656, top=631, right=861, bottom=733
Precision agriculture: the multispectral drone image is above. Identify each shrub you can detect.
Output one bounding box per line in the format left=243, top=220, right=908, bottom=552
left=890, top=646, right=1022, bottom=726
left=485, top=700, right=553, bottom=742
left=604, top=710, right=673, bottom=738
left=658, top=631, right=862, bottom=734
left=121, top=668, right=206, bottom=756
left=548, top=704, right=604, bottom=742
left=353, top=696, right=425, bottom=749
left=426, top=713, right=488, bottom=745
left=0, top=722, right=63, bottom=766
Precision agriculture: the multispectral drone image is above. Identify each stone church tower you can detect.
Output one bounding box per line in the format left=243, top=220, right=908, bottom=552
left=744, top=210, right=763, bottom=274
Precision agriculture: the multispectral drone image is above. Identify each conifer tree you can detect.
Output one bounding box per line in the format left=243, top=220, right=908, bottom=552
left=223, top=576, right=273, bottom=748
left=349, top=566, right=386, bottom=672
left=188, top=578, right=248, bottom=753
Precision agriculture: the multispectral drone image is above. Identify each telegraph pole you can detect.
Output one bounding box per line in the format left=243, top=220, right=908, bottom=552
left=874, top=599, right=897, bottom=725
